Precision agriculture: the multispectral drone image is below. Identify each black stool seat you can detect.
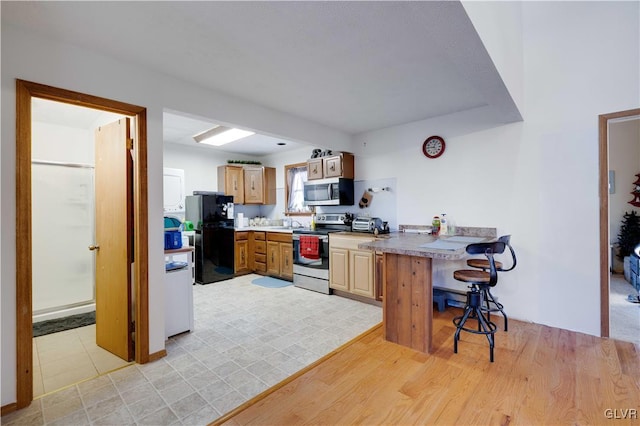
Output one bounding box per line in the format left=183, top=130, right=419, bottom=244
left=452, top=241, right=505, bottom=362
left=465, top=235, right=516, bottom=332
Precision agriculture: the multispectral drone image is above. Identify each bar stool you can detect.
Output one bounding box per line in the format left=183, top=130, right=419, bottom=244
left=466, top=235, right=516, bottom=331
left=453, top=241, right=505, bottom=362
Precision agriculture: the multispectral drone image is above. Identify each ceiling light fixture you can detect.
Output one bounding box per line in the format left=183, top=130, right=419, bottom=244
left=193, top=125, right=255, bottom=146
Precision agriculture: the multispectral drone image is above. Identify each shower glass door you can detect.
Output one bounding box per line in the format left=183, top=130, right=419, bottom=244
left=32, top=162, right=95, bottom=318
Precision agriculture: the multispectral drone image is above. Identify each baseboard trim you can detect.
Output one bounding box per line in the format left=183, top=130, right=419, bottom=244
left=147, top=349, right=167, bottom=363
left=1, top=402, right=18, bottom=416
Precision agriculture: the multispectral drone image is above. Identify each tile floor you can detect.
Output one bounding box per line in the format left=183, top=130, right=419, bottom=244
left=2, top=274, right=382, bottom=425
left=33, top=324, right=133, bottom=397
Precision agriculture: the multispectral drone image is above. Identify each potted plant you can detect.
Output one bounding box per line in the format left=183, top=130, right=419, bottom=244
left=617, top=211, right=640, bottom=281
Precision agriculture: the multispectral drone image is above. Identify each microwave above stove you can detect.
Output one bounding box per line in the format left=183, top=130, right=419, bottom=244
left=303, top=177, right=354, bottom=206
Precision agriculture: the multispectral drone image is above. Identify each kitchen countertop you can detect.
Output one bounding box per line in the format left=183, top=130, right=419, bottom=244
left=358, top=232, right=495, bottom=260
left=234, top=226, right=294, bottom=233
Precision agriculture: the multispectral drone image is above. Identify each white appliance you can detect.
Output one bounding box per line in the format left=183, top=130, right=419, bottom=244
left=163, top=167, right=186, bottom=214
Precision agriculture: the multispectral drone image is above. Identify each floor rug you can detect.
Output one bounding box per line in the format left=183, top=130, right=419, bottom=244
left=33, top=311, right=96, bottom=337
left=251, top=276, right=293, bottom=288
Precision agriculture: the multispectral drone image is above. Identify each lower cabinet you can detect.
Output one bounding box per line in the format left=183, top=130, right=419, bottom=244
left=252, top=232, right=267, bottom=273
left=236, top=230, right=291, bottom=279
left=329, top=234, right=376, bottom=299
left=266, top=232, right=293, bottom=281
left=235, top=232, right=250, bottom=275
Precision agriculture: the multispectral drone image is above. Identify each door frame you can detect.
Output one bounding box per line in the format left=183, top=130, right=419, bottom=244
left=15, top=80, right=149, bottom=409
left=599, top=107, right=640, bottom=337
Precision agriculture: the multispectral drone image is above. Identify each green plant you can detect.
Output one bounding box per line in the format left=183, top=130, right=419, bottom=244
left=227, top=160, right=262, bottom=165
left=617, top=211, right=640, bottom=260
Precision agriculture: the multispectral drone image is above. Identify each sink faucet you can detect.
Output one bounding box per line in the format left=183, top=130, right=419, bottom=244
left=291, top=220, right=304, bottom=229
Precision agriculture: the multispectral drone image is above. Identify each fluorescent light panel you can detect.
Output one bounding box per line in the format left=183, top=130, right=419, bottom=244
left=194, top=125, right=255, bottom=146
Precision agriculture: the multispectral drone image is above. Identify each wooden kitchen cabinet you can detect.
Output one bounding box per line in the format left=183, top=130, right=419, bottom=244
left=244, top=166, right=276, bottom=204
left=266, top=232, right=293, bottom=281
left=307, top=158, right=324, bottom=180
left=280, top=243, right=293, bottom=280
left=329, top=247, right=349, bottom=292
left=253, top=232, right=267, bottom=273
left=324, top=153, right=354, bottom=179
left=218, top=165, right=276, bottom=205
left=306, top=152, right=355, bottom=180
left=235, top=231, right=250, bottom=275
left=329, top=233, right=375, bottom=299
left=218, top=165, right=244, bottom=204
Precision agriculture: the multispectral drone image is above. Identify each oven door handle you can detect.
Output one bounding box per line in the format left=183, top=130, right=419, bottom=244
left=292, top=234, right=328, bottom=242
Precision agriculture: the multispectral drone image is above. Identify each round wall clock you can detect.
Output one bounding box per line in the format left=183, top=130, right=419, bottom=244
left=422, top=135, right=446, bottom=159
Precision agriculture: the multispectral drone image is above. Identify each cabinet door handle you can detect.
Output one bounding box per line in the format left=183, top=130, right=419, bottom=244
left=88, top=244, right=100, bottom=251
left=271, top=254, right=275, bottom=263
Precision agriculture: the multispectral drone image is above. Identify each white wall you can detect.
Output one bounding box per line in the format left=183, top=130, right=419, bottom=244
left=608, top=119, right=640, bottom=271
left=462, top=1, right=524, bottom=115
left=2, top=0, right=639, bottom=407
left=1, top=25, right=351, bottom=406
left=354, top=1, right=639, bottom=331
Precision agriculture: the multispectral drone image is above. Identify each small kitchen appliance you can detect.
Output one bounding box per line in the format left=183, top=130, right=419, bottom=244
left=352, top=216, right=389, bottom=234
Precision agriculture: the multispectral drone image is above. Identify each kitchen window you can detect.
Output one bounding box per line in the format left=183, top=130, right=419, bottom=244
left=285, top=162, right=311, bottom=215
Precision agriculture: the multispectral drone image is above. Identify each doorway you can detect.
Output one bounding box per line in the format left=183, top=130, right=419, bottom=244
left=15, top=80, right=149, bottom=409
left=598, top=107, right=640, bottom=338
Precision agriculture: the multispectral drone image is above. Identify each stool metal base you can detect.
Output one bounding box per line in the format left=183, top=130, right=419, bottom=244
left=453, top=288, right=497, bottom=362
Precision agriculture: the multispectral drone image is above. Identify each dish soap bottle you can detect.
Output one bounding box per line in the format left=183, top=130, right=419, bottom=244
left=440, top=214, right=448, bottom=236
left=431, top=215, right=441, bottom=235
left=310, top=213, right=316, bottom=231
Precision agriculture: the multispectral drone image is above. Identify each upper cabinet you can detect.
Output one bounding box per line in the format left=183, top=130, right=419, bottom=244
left=218, top=165, right=244, bottom=204
left=244, top=166, right=276, bottom=204
left=307, top=152, right=354, bottom=181
left=218, top=165, right=276, bottom=205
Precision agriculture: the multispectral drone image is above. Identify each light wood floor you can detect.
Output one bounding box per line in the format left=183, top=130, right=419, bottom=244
left=215, top=309, right=640, bottom=425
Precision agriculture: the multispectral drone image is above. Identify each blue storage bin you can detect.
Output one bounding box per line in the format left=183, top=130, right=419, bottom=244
left=164, top=230, right=182, bottom=250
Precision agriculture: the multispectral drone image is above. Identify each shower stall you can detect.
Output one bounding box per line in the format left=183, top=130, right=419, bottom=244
left=31, top=160, right=96, bottom=323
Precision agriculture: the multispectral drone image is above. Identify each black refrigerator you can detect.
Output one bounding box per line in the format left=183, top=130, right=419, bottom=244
left=185, top=192, right=235, bottom=284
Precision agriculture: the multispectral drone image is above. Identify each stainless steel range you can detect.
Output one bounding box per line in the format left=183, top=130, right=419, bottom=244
left=292, top=213, right=352, bottom=294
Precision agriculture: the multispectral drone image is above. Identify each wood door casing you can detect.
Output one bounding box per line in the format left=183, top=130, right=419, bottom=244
left=95, top=118, right=133, bottom=361
left=14, top=80, right=149, bottom=410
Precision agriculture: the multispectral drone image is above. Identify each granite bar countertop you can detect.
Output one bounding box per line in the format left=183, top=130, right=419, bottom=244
left=358, top=226, right=497, bottom=260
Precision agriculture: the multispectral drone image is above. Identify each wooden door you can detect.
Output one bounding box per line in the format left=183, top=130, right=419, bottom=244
left=94, top=118, right=133, bottom=361
left=329, top=247, right=349, bottom=291
left=267, top=241, right=280, bottom=276
left=280, top=242, right=293, bottom=280
left=350, top=249, right=375, bottom=298
left=307, top=158, right=323, bottom=180
left=244, top=167, right=264, bottom=204
left=323, top=155, right=343, bottom=178
left=218, top=165, right=244, bottom=203
left=235, top=240, right=248, bottom=273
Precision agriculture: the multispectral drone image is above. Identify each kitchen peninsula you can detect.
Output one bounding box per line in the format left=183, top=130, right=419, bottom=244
left=358, top=226, right=496, bottom=353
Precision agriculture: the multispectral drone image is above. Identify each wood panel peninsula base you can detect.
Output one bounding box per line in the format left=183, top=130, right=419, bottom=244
left=383, top=253, right=433, bottom=353
left=359, top=226, right=496, bottom=354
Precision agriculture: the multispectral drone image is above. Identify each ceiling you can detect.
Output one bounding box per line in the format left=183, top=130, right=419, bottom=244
left=4, top=1, right=521, bottom=156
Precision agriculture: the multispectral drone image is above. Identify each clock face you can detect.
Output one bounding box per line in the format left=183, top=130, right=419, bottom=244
left=422, top=136, right=445, bottom=159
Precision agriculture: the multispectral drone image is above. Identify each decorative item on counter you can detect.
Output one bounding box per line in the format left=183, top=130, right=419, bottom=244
left=440, top=214, right=448, bottom=235
left=359, top=190, right=373, bottom=208
left=227, top=160, right=262, bottom=165
left=431, top=216, right=441, bottom=235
